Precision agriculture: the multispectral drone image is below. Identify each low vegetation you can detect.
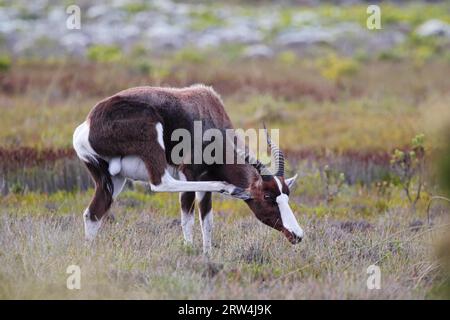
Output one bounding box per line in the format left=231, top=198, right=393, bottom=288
left=0, top=1, right=449, bottom=300
left=0, top=187, right=447, bottom=299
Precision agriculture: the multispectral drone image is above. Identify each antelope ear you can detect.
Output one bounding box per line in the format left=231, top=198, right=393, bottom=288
left=285, top=174, right=298, bottom=191
left=220, top=187, right=252, bottom=200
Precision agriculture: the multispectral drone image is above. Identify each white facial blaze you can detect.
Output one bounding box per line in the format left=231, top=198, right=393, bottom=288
left=276, top=194, right=304, bottom=237
left=274, top=177, right=304, bottom=238
left=73, top=121, right=99, bottom=163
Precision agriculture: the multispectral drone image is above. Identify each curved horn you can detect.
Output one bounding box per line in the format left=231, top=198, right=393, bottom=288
left=264, top=124, right=285, bottom=177
left=235, top=147, right=272, bottom=177
left=226, top=130, right=273, bottom=177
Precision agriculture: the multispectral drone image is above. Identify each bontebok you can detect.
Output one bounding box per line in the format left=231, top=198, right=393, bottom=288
left=73, top=85, right=303, bottom=253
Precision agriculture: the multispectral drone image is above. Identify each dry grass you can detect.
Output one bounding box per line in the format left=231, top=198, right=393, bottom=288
left=2, top=59, right=449, bottom=151
left=1, top=43, right=449, bottom=299
left=0, top=190, right=447, bottom=299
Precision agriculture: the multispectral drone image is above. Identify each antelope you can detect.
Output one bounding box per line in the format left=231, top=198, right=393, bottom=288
left=73, top=84, right=303, bottom=254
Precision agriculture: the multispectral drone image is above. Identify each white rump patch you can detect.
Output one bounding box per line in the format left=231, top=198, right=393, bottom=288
left=155, top=122, right=165, bottom=150
left=73, top=121, right=99, bottom=163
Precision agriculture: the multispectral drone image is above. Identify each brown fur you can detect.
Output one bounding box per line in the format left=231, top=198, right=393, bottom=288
left=198, top=192, right=212, bottom=221
left=87, top=85, right=233, bottom=183
left=80, top=85, right=297, bottom=242
left=85, top=158, right=113, bottom=221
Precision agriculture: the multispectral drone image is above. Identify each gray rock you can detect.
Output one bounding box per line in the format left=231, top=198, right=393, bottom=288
left=196, top=32, right=222, bottom=48
left=0, top=0, right=429, bottom=59
left=153, top=0, right=177, bottom=14
left=276, top=27, right=335, bottom=48
left=255, top=12, right=279, bottom=31
left=416, top=19, right=450, bottom=37
left=60, top=32, right=91, bottom=54
left=365, top=30, right=406, bottom=52
left=198, top=19, right=263, bottom=47
left=145, top=22, right=186, bottom=50
left=84, top=24, right=118, bottom=45
left=133, top=12, right=161, bottom=28
left=291, top=11, right=319, bottom=26
left=86, top=5, right=111, bottom=20
left=47, top=7, right=66, bottom=23
left=333, top=27, right=405, bottom=56
left=242, top=44, right=274, bottom=59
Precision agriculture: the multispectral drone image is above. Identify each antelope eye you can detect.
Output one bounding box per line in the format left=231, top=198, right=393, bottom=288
left=264, top=194, right=277, bottom=205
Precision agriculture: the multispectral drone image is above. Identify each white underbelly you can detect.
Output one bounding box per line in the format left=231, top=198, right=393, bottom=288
left=117, top=156, right=149, bottom=181
left=108, top=156, right=181, bottom=182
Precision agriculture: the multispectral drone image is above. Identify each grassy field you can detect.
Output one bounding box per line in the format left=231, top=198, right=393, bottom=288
left=1, top=1, right=450, bottom=300
left=2, top=58, right=450, bottom=151
left=0, top=189, right=448, bottom=299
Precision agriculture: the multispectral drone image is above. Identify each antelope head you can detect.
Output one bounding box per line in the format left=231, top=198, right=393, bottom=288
left=232, top=128, right=304, bottom=244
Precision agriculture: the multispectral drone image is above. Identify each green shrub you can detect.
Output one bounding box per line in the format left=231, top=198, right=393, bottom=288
left=121, top=2, right=149, bottom=14
left=10, top=182, right=24, bottom=194
left=0, top=54, right=11, bottom=72
left=174, top=48, right=206, bottom=64
left=277, top=50, right=297, bottom=65
left=316, top=53, right=359, bottom=82
left=189, top=10, right=224, bottom=31
left=439, top=132, right=450, bottom=195
left=87, top=45, right=123, bottom=63
left=133, top=59, right=153, bottom=75
left=378, top=49, right=405, bottom=62
left=390, top=134, right=426, bottom=212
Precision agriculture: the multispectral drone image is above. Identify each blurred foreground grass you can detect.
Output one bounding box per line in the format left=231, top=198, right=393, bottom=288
left=0, top=186, right=448, bottom=299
